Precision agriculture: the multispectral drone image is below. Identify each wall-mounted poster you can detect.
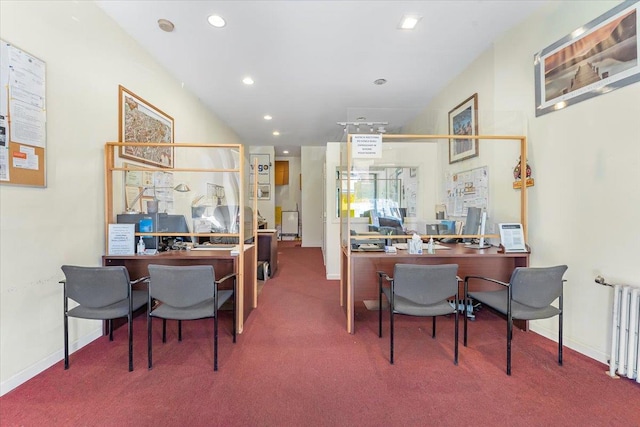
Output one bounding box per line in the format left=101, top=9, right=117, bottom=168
left=249, top=153, right=271, bottom=199
left=118, top=85, right=174, bottom=167
left=534, top=1, right=640, bottom=116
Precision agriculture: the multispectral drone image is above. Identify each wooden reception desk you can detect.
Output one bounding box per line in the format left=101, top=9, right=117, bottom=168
left=340, top=243, right=529, bottom=334
left=103, top=245, right=256, bottom=333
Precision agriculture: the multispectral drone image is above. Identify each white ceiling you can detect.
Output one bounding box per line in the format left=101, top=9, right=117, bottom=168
left=96, top=0, right=546, bottom=157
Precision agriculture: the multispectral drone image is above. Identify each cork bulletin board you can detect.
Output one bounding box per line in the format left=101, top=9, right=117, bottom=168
left=0, top=39, right=47, bottom=187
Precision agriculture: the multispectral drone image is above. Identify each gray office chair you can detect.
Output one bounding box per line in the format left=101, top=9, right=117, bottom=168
left=60, top=265, right=148, bottom=371
left=147, top=264, right=236, bottom=371
left=463, top=265, right=568, bottom=375
left=378, top=264, right=460, bottom=365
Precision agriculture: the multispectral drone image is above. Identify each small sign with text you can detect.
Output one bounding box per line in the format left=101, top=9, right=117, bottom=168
left=352, top=134, right=382, bottom=158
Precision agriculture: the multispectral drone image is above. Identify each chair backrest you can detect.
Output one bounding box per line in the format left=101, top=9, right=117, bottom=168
left=393, top=264, right=458, bottom=305
left=148, top=264, right=215, bottom=308
left=510, top=265, right=568, bottom=308
left=61, top=265, right=130, bottom=308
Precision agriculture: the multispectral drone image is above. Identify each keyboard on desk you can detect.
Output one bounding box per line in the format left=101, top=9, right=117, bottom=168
left=192, top=244, right=236, bottom=251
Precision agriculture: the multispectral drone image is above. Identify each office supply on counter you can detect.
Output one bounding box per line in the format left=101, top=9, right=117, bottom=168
left=108, top=223, right=135, bottom=255
left=498, top=223, right=528, bottom=253
left=393, top=242, right=450, bottom=251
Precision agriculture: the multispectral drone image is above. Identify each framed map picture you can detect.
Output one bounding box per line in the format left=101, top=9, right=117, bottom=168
left=118, top=85, right=174, bottom=168
left=448, top=93, right=479, bottom=164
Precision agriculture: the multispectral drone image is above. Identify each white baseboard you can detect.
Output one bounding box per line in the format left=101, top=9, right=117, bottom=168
left=326, top=273, right=340, bottom=280
left=530, top=324, right=608, bottom=366
left=0, top=328, right=102, bottom=396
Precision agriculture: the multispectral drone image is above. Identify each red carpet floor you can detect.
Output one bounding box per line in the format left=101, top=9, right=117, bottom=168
left=1, top=243, right=639, bottom=426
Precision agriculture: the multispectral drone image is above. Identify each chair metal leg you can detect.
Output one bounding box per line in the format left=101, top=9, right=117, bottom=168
left=432, top=317, right=436, bottom=338
left=558, top=295, right=563, bottom=366
left=507, top=315, right=513, bottom=376
left=128, top=313, right=134, bottom=372
left=454, top=302, right=459, bottom=365
left=463, top=282, right=469, bottom=347
left=232, top=295, right=237, bottom=344
left=178, top=320, right=182, bottom=342
left=147, top=315, right=153, bottom=370
left=214, top=314, right=218, bottom=371
left=162, top=319, right=167, bottom=343
left=109, top=319, right=113, bottom=341
left=64, top=313, right=69, bottom=370
left=389, top=310, right=394, bottom=365
left=378, top=282, right=383, bottom=338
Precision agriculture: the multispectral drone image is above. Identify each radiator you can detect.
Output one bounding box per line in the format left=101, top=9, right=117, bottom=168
left=608, top=284, right=640, bottom=382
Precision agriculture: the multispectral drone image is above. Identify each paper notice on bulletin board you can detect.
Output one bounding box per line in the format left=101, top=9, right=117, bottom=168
left=1, top=39, right=47, bottom=187
left=445, top=166, right=489, bottom=217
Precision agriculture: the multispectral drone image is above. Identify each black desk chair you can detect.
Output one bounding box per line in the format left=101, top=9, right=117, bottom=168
left=378, top=264, right=460, bottom=365
left=464, top=265, right=568, bottom=375
left=60, top=265, right=148, bottom=371
left=147, top=264, right=236, bottom=371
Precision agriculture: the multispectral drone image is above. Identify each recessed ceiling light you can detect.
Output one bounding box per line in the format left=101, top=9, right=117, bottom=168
left=273, top=131, right=280, bottom=136
left=158, top=19, right=175, bottom=32
left=283, top=150, right=289, bottom=154
left=207, top=15, right=226, bottom=28
left=242, top=77, right=254, bottom=85
left=399, top=15, right=422, bottom=30
left=264, top=115, right=272, bottom=120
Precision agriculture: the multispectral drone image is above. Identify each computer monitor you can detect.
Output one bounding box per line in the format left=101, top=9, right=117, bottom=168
left=378, top=216, right=405, bottom=244
left=157, top=213, right=191, bottom=248
left=362, top=209, right=380, bottom=228
left=210, top=205, right=254, bottom=244
left=117, top=213, right=191, bottom=250
left=378, top=216, right=403, bottom=233
left=461, top=207, right=482, bottom=243
left=116, top=213, right=159, bottom=250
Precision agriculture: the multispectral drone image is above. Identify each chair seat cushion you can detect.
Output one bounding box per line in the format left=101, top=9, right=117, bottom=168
left=469, top=290, right=560, bottom=320
left=150, top=289, right=233, bottom=320
left=151, top=298, right=215, bottom=320
left=68, top=289, right=148, bottom=320
left=68, top=299, right=130, bottom=320
left=383, top=287, right=454, bottom=317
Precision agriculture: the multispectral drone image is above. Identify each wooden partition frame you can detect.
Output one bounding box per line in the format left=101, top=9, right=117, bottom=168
left=104, top=141, right=257, bottom=332
left=340, top=133, right=528, bottom=333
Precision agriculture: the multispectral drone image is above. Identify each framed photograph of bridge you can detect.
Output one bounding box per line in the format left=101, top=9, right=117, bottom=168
left=534, top=1, right=640, bottom=117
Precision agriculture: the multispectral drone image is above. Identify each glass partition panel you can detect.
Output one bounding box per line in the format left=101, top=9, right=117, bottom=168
left=339, top=134, right=528, bottom=249
left=105, top=142, right=254, bottom=253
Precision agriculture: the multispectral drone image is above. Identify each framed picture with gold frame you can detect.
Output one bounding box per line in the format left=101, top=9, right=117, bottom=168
left=118, top=85, right=174, bottom=167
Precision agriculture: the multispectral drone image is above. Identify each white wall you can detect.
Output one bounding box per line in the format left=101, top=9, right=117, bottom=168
left=249, top=146, right=276, bottom=229
left=0, top=1, right=242, bottom=394
left=406, top=0, right=640, bottom=364
left=274, top=156, right=301, bottom=234
left=301, top=146, right=325, bottom=247
left=324, top=143, right=342, bottom=279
